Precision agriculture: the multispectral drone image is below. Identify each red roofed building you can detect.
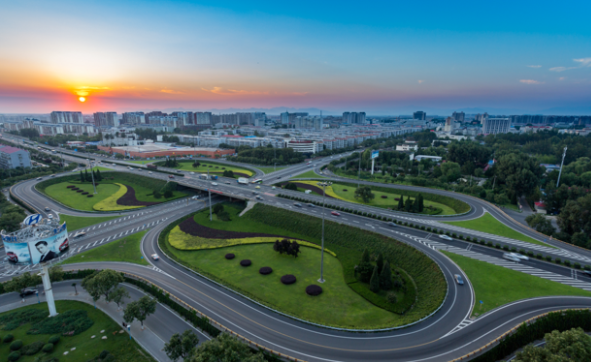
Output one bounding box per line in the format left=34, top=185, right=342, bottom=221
left=0, top=145, right=31, bottom=169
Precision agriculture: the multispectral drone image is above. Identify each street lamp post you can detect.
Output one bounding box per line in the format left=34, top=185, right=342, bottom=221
left=87, top=160, right=97, bottom=194
left=357, top=151, right=362, bottom=188
left=208, top=188, right=213, bottom=221
left=557, top=146, right=568, bottom=188
left=317, top=181, right=332, bottom=283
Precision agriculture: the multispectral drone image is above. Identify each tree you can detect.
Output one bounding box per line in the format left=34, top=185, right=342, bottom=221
left=123, top=296, right=157, bottom=329
left=525, top=214, right=556, bottom=236
left=164, top=330, right=199, bottom=362
left=417, top=194, right=424, bottom=212
left=212, top=204, right=224, bottom=214
left=96, top=168, right=102, bottom=181
left=380, top=261, right=393, bottom=290
left=4, top=272, right=41, bottom=293
left=376, top=253, right=384, bottom=274
left=441, top=162, right=461, bottom=182
left=398, top=196, right=404, bottom=210
left=514, top=327, right=591, bottom=362
left=284, top=183, right=298, bottom=191
left=81, top=269, right=124, bottom=303
left=412, top=197, right=421, bottom=213
left=164, top=190, right=173, bottom=198
left=187, top=333, right=265, bottom=362
left=79, top=171, right=84, bottom=183
left=357, top=248, right=373, bottom=283
left=405, top=198, right=414, bottom=212
left=108, top=287, right=130, bottom=310
left=369, top=265, right=380, bottom=293
left=354, top=186, right=374, bottom=203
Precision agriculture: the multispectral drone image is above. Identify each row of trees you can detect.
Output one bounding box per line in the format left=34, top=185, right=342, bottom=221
left=79, top=168, right=103, bottom=183
left=164, top=157, right=180, bottom=168
left=397, top=195, right=424, bottom=213
left=0, top=191, right=27, bottom=232
left=356, top=249, right=393, bottom=293
left=227, top=147, right=305, bottom=166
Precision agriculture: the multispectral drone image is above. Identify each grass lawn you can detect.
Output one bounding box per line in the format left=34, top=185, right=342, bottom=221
left=64, top=230, right=149, bottom=266
left=444, top=213, right=553, bottom=247
left=292, top=170, right=329, bottom=179
left=59, top=214, right=120, bottom=231
left=72, top=166, right=112, bottom=172
left=0, top=300, right=155, bottom=362
left=256, top=165, right=289, bottom=174
left=167, top=243, right=402, bottom=329
left=163, top=160, right=255, bottom=177
left=441, top=251, right=591, bottom=317
left=44, top=182, right=121, bottom=211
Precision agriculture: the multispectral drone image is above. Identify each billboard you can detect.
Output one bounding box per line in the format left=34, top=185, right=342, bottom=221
left=23, top=214, right=43, bottom=225
left=3, top=222, right=68, bottom=265
left=371, top=150, right=379, bottom=159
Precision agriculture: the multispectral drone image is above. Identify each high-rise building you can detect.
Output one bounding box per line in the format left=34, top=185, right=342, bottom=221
left=475, top=113, right=489, bottom=123
left=280, top=112, right=289, bottom=124
left=342, top=112, right=366, bottom=124
left=145, top=111, right=167, bottom=124
left=94, top=112, right=119, bottom=127
left=236, top=113, right=254, bottom=125
left=482, top=118, right=510, bottom=135
left=452, top=111, right=465, bottom=122
left=50, top=111, right=83, bottom=123
left=413, top=111, right=426, bottom=120
left=194, top=112, right=212, bottom=125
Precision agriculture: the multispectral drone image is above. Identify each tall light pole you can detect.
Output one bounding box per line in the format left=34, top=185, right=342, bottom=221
left=87, top=160, right=97, bottom=194
left=357, top=151, right=362, bottom=188
left=557, top=146, right=568, bottom=188
left=317, top=181, right=332, bottom=283
left=208, top=188, right=213, bottom=221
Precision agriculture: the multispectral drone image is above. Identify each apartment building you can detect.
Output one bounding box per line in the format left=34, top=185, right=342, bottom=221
left=50, top=111, right=83, bottom=123
left=482, top=118, right=510, bottom=135
left=0, top=145, right=31, bottom=169
left=93, top=112, right=119, bottom=127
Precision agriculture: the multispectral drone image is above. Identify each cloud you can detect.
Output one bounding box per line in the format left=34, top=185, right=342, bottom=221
left=201, top=87, right=268, bottom=95
left=72, top=85, right=110, bottom=97
left=520, top=79, right=545, bottom=84
left=549, top=66, right=571, bottom=72
left=527, top=65, right=542, bottom=68
left=417, top=80, right=424, bottom=84
left=291, top=92, right=309, bottom=96
left=574, top=58, right=591, bottom=67
left=160, top=88, right=184, bottom=94
left=559, top=77, right=566, bottom=81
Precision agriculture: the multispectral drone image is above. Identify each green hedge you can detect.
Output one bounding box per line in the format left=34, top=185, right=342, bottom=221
left=471, top=309, right=591, bottom=362
left=348, top=268, right=416, bottom=314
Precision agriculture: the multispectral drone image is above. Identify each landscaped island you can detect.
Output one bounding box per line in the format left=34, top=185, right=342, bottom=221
left=36, top=172, right=188, bottom=212
left=159, top=202, right=446, bottom=329
left=280, top=180, right=470, bottom=215
left=154, top=159, right=255, bottom=178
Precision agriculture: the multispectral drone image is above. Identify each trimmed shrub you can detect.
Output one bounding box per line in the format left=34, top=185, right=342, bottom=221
left=574, top=263, right=581, bottom=270
left=536, top=254, right=543, bottom=260
left=225, top=253, right=235, bottom=260
left=22, top=341, right=44, bottom=355
left=82, top=192, right=89, bottom=195
left=584, top=265, right=591, bottom=271
left=3, top=334, right=14, bottom=343
left=502, top=245, right=509, bottom=251
left=7, top=351, right=20, bottom=362
left=486, top=241, right=493, bottom=247
left=42, top=343, right=53, bottom=353
left=240, top=259, right=251, bottom=267
left=280, top=275, right=297, bottom=285
left=10, top=340, right=23, bottom=350
left=495, top=244, right=501, bottom=249
left=259, top=267, right=272, bottom=275
left=564, top=260, right=571, bottom=267
left=511, top=247, right=517, bottom=252
left=305, top=285, right=323, bottom=296
left=87, top=195, right=94, bottom=197
left=555, top=258, right=562, bottom=264
left=381, top=195, right=387, bottom=199
left=519, top=249, right=526, bottom=255
left=527, top=251, right=534, bottom=257
left=48, top=335, right=60, bottom=344
left=76, top=190, right=83, bottom=193
left=545, top=256, right=552, bottom=262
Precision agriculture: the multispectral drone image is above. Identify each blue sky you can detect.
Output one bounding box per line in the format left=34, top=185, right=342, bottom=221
left=0, top=0, right=590, bottom=114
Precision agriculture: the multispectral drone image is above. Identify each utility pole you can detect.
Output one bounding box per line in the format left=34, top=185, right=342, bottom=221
left=208, top=189, right=213, bottom=221
left=357, top=151, right=362, bottom=188
left=318, top=181, right=331, bottom=283
left=556, top=146, right=568, bottom=187
left=492, top=175, right=496, bottom=190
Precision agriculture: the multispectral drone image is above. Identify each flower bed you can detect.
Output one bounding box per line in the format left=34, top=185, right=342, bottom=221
left=306, top=285, right=323, bottom=296
left=381, top=195, right=387, bottom=199
left=87, top=195, right=94, bottom=197
left=259, top=267, right=273, bottom=275
left=179, top=217, right=287, bottom=239
left=280, top=274, right=296, bottom=285
left=116, top=185, right=159, bottom=206
left=285, top=182, right=335, bottom=198
left=240, top=259, right=252, bottom=267
left=225, top=253, right=235, bottom=260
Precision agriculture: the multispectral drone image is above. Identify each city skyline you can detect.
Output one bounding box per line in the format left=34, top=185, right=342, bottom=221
left=1, top=0, right=590, bottom=114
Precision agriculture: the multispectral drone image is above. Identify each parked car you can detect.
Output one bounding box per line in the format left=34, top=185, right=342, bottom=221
left=294, top=203, right=302, bottom=207
left=190, top=172, right=195, bottom=175
left=439, top=234, right=453, bottom=241
left=454, top=274, right=464, bottom=285
left=503, top=253, right=521, bottom=262
left=152, top=254, right=160, bottom=261
left=148, top=171, right=152, bottom=174
left=331, top=211, right=341, bottom=216
left=20, top=287, right=36, bottom=298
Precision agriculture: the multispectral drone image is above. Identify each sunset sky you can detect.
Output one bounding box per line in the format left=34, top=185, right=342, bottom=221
left=1, top=0, right=590, bottom=115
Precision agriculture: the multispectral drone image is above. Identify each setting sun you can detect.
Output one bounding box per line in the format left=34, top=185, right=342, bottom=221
left=78, top=96, right=86, bottom=102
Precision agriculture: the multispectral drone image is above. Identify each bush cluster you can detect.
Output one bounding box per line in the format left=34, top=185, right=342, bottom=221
left=22, top=341, right=44, bottom=355
left=259, top=267, right=273, bottom=275
left=42, top=343, right=53, bottom=353
left=305, top=285, right=323, bottom=296
left=10, top=340, right=23, bottom=350
left=280, top=275, right=297, bottom=285
left=225, top=253, right=235, bottom=260
left=7, top=351, right=20, bottom=362
left=240, top=259, right=252, bottom=267
left=48, top=335, right=60, bottom=344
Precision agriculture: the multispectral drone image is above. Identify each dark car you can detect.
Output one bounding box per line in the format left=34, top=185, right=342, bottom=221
left=20, top=287, right=36, bottom=298
left=168, top=175, right=175, bottom=179
left=583, top=270, right=591, bottom=278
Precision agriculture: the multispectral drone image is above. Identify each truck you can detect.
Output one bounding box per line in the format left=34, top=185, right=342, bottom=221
left=237, top=177, right=249, bottom=185
left=210, top=175, right=218, bottom=180
left=199, top=174, right=208, bottom=180
left=147, top=164, right=158, bottom=170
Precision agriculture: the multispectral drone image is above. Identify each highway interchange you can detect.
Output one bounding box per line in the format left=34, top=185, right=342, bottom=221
left=1, top=138, right=591, bottom=361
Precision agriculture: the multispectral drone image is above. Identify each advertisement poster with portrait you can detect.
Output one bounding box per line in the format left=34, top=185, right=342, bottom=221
left=4, top=242, right=32, bottom=264
left=28, top=227, right=69, bottom=264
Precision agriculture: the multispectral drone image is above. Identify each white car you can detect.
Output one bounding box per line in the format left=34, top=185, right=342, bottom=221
left=190, top=172, right=195, bottom=175
left=439, top=234, right=453, bottom=241
left=74, top=231, right=86, bottom=238
left=211, top=182, right=218, bottom=186
left=509, top=252, right=529, bottom=261
left=151, top=254, right=160, bottom=261
left=47, top=214, right=53, bottom=219
left=503, top=253, right=521, bottom=262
